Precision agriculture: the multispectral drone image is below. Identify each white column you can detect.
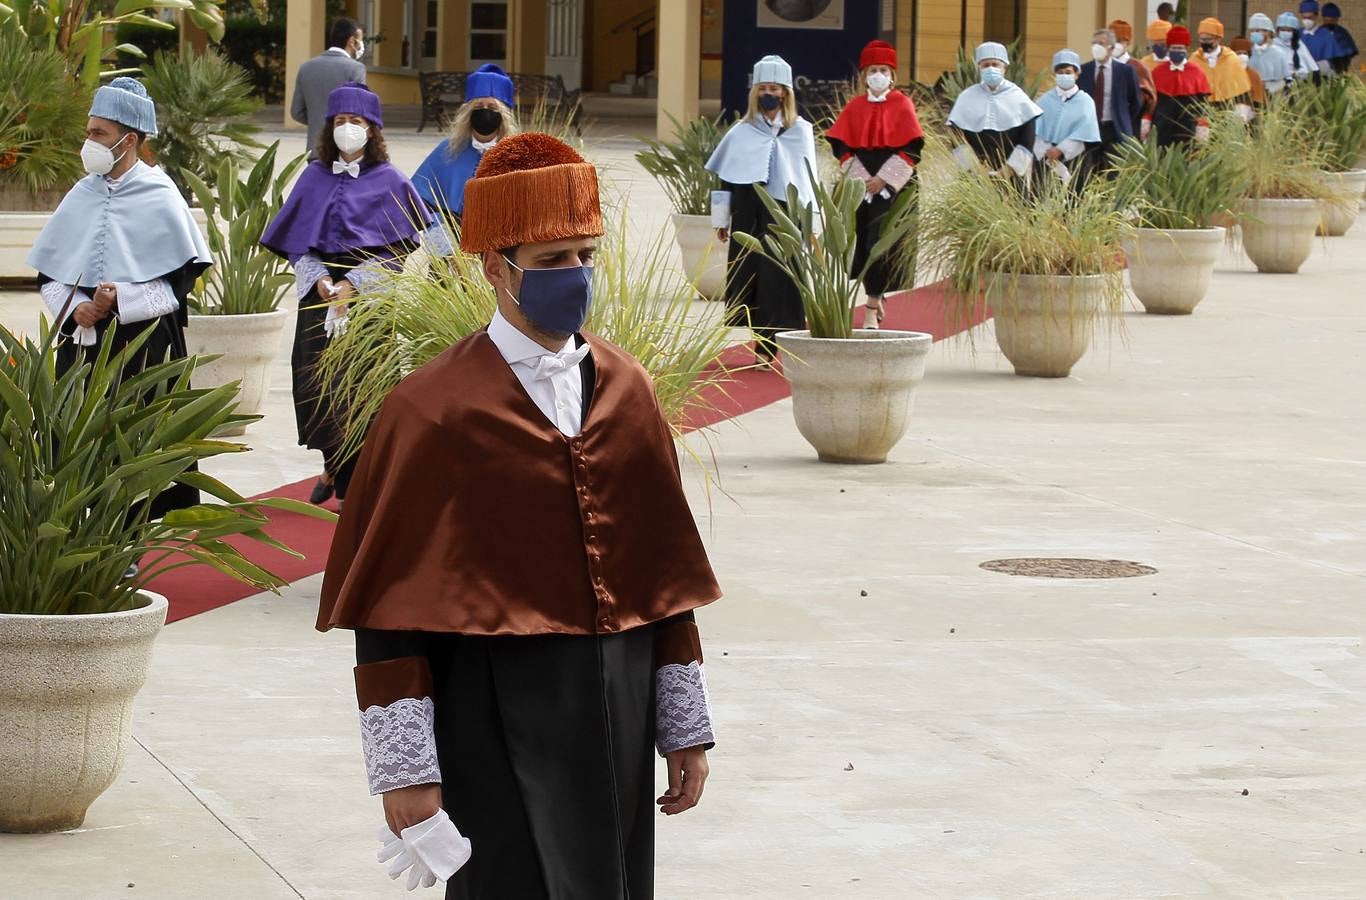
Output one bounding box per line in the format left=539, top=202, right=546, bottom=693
left=284, top=0, right=326, bottom=129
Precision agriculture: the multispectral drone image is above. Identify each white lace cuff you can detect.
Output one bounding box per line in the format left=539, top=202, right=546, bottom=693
left=421, top=220, right=455, bottom=258
left=710, top=190, right=731, bottom=229
left=112, top=278, right=178, bottom=324
left=359, top=696, right=443, bottom=795
left=840, top=155, right=872, bottom=181
left=656, top=661, right=715, bottom=755
left=1057, top=138, right=1086, bottom=162
left=343, top=261, right=387, bottom=293
left=876, top=154, right=916, bottom=191
left=39, top=281, right=98, bottom=346
left=294, top=253, right=329, bottom=300
left=1007, top=145, right=1034, bottom=178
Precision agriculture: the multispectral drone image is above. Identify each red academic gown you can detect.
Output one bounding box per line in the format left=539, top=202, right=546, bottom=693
left=825, top=90, right=925, bottom=295
left=318, top=329, right=721, bottom=900
left=1147, top=62, right=1212, bottom=148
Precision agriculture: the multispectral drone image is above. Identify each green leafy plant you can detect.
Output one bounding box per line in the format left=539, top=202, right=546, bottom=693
left=1112, top=133, right=1250, bottom=229
left=936, top=38, right=1046, bottom=106
left=0, top=0, right=233, bottom=89
left=183, top=141, right=305, bottom=315
left=0, top=27, right=88, bottom=195
left=0, top=315, right=334, bottom=616
left=732, top=164, right=918, bottom=339
left=635, top=113, right=726, bottom=216
left=141, top=49, right=263, bottom=202
left=316, top=213, right=740, bottom=461
left=916, top=171, right=1132, bottom=334
left=1291, top=77, right=1366, bottom=173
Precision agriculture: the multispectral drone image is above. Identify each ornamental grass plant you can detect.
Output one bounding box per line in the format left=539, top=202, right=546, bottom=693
left=1291, top=76, right=1366, bottom=173
left=1214, top=97, right=1335, bottom=201
left=0, top=316, right=333, bottom=616
left=916, top=170, right=1132, bottom=335
left=1111, top=131, right=1250, bottom=230
left=732, top=162, right=918, bottom=339
left=183, top=141, right=305, bottom=315
left=317, top=212, right=739, bottom=463
left=634, top=113, right=726, bottom=216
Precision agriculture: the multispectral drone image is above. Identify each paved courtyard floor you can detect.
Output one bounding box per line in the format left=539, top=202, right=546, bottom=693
left=1, top=122, right=1365, bottom=898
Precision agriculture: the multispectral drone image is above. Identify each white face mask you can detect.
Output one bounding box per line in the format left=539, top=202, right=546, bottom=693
left=333, top=123, right=369, bottom=155
left=81, top=135, right=128, bottom=176
left=1091, top=43, right=1110, bottom=61
left=1114, top=42, right=1126, bottom=56
left=1302, top=17, right=1315, bottom=30
left=866, top=72, right=892, bottom=93
left=1055, top=73, right=1077, bottom=90
left=353, top=39, right=365, bottom=60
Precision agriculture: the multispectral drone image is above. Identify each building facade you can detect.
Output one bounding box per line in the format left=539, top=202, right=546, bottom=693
left=279, top=0, right=1365, bottom=138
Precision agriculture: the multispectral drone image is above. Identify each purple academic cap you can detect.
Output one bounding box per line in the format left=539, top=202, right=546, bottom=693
left=326, top=82, right=384, bottom=129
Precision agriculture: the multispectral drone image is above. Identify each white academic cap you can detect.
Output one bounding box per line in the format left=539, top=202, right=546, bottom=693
left=975, top=42, right=1009, bottom=65
left=1052, top=49, right=1082, bottom=69
left=752, top=54, right=793, bottom=88
left=1249, top=12, right=1274, bottom=30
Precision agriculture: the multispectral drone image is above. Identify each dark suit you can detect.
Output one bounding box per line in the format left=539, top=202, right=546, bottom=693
left=1078, top=58, right=1142, bottom=170
left=291, top=50, right=367, bottom=158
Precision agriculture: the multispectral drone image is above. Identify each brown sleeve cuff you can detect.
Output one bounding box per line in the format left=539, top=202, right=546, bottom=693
left=656, top=615, right=704, bottom=668
left=354, top=656, right=434, bottom=710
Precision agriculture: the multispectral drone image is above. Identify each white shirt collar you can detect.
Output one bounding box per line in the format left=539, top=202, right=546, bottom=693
left=866, top=90, right=888, bottom=103
left=487, top=308, right=575, bottom=367
left=471, top=135, right=497, bottom=153
left=326, top=47, right=351, bottom=56
left=766, top=112, right=785, bottom=132
left=104, top=159, right=148, bottom=189
left=1204, top=49, right=1222, bottom=65
left=1056, top=85, right=1080, bottom=98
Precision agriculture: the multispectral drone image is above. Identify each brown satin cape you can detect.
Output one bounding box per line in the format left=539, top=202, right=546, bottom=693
left=316, top=329, right=721, bottom=636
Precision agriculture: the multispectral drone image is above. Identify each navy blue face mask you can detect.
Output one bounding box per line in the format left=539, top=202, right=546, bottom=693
left=758, top=93, right=782, bottom=111
left=503, top=256, right=593, bottom=336
left=1168, top=49, right=1188, bottom=65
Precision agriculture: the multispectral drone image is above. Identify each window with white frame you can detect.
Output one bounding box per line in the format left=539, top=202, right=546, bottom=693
left=469, top=0, right=509, bottom=66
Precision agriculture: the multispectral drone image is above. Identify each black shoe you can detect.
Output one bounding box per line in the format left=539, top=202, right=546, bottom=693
left=309, top=477, right=335, bottom=505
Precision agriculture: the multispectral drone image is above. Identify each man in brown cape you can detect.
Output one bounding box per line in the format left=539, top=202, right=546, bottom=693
left=317, top=132, right=721, bottom=899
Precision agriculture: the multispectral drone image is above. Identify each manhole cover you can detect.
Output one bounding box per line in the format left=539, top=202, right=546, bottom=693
left=979, top=558, right=1157, bottom=579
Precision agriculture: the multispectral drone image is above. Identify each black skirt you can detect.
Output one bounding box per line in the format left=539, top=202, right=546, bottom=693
left=850, top=188, right=916, bottom=297
left=428, top=626, right=657, bottom=900
left=723, top=182, right=805, bottom=344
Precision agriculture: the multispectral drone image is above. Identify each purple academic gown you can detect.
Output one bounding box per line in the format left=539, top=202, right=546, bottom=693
left=260, top=159, right=432, bottom=494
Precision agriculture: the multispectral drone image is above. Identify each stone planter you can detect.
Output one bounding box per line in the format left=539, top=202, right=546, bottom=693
left=1240, top=198, right=1322, bottom=274
left=985, top=272, right=1105, bottom=378
left=1123, top=226, right=1225, bottom=315
left=1, top=204, right=209, bottom=280
left=186, top=309, right=291, bottom=436
left=774, top=329, right=932, bottom=464
left=0, top=591, right=168, bottom=833
left=671, top=213, right=727, bottom=300
left=1314, top=169, right=1366, bottom=237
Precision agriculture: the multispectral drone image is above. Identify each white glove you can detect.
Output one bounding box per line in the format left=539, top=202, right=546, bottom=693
left=1140, top=118, right=1152, bottom=140
left=401, top=809, right=473, bottom=882
left=951, top=144, right=977, bottom=171
left=324, top=302, right=349, bottom=339
left=377, top=826, right=438, bottom=891
left=1235, top=103, right=1254, bottom=123
left=1194, top=124, right=1211, bottom=143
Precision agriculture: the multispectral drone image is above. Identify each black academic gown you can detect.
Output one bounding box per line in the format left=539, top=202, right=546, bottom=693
left=959, top=120, right=1037, bottom=172
left=353, top=351, right=667, bottom=900
left=1153, top=94, right=1206, bottom=148
left=825, top=137, right=924, bottom=297
left=41, top=259, right=207, bottom=519
left=721, top=180, right=805, bottom=358
left=291, top=242, right=415, bottom=499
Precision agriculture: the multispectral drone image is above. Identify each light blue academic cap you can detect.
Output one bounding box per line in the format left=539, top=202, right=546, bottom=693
left=975, top=41, right=1010, bottom=65
left=1052, top=49, right=1082, bottom=70
left=89, top=77, right=157, bottom=135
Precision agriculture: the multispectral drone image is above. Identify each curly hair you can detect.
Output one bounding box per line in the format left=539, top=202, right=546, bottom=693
left=315, top=116, right=390, bottom=166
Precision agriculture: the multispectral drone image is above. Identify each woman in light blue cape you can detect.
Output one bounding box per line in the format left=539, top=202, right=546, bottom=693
left=705, top=54, right=818, bottom=365
left=411, top=64, right=519, bottom=223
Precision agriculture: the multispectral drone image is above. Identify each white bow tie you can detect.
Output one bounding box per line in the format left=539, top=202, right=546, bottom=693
left=532, top=343, right=590, bottom=381
left=333, top=160, right=360, bottom=178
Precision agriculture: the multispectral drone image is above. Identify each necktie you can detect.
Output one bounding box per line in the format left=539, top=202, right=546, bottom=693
left=1094, top=63, right=1106, bottom=122
left=532, top=343, right=591, bottom=381
left=333, top=160, right=360, bottom=178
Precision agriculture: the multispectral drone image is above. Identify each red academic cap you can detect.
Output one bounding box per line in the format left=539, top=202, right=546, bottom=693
left=859, top=40, right=897, bottom=71
left=1167, top=26, right=1192, bottom=46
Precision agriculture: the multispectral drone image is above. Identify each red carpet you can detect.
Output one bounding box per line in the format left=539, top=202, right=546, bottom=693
left=150, top=281, right=988, bottom=623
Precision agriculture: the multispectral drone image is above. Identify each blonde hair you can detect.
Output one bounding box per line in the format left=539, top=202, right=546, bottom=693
left=746, top=83, right=797, bottom=124
left=445, top=98, right=518, bottom=151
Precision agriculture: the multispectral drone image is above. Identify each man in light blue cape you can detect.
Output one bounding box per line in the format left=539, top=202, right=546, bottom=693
left=1034, top=49, right=1102, bottom=190
left=27, top=76, right=211, bottom=518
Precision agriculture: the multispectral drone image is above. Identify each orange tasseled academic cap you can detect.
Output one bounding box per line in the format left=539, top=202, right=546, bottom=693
left=460, top=133, right=603, bottom=253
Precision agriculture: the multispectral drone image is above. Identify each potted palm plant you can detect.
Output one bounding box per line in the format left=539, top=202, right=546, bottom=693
left=1225, top=101, right=1336, bottom=273
left=635, top=114, right=728, bottom=299
left=731, top=169, right=931, bottom=464
left=918, top=172, right=1131, bottom=378
left=1296, top=78, right=1366, bottom=236
left=182, top=143, right=304, bottom=435
left=0, top=317, right=332, bottom=833
left=1112, top=135, right=1248, bottom=315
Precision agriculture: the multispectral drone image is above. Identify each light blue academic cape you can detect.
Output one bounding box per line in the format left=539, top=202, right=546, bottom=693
left=1035, top=88, right=1101, bottom=147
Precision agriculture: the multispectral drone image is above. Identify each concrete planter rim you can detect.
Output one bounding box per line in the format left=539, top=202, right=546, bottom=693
left=776, top=329, right=933, bottom=347
left=0, top=590, right=166, bottom=626
left=188, top=307, right=290, bottom=322
left=1133, top=225, right=1226, bottom=237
